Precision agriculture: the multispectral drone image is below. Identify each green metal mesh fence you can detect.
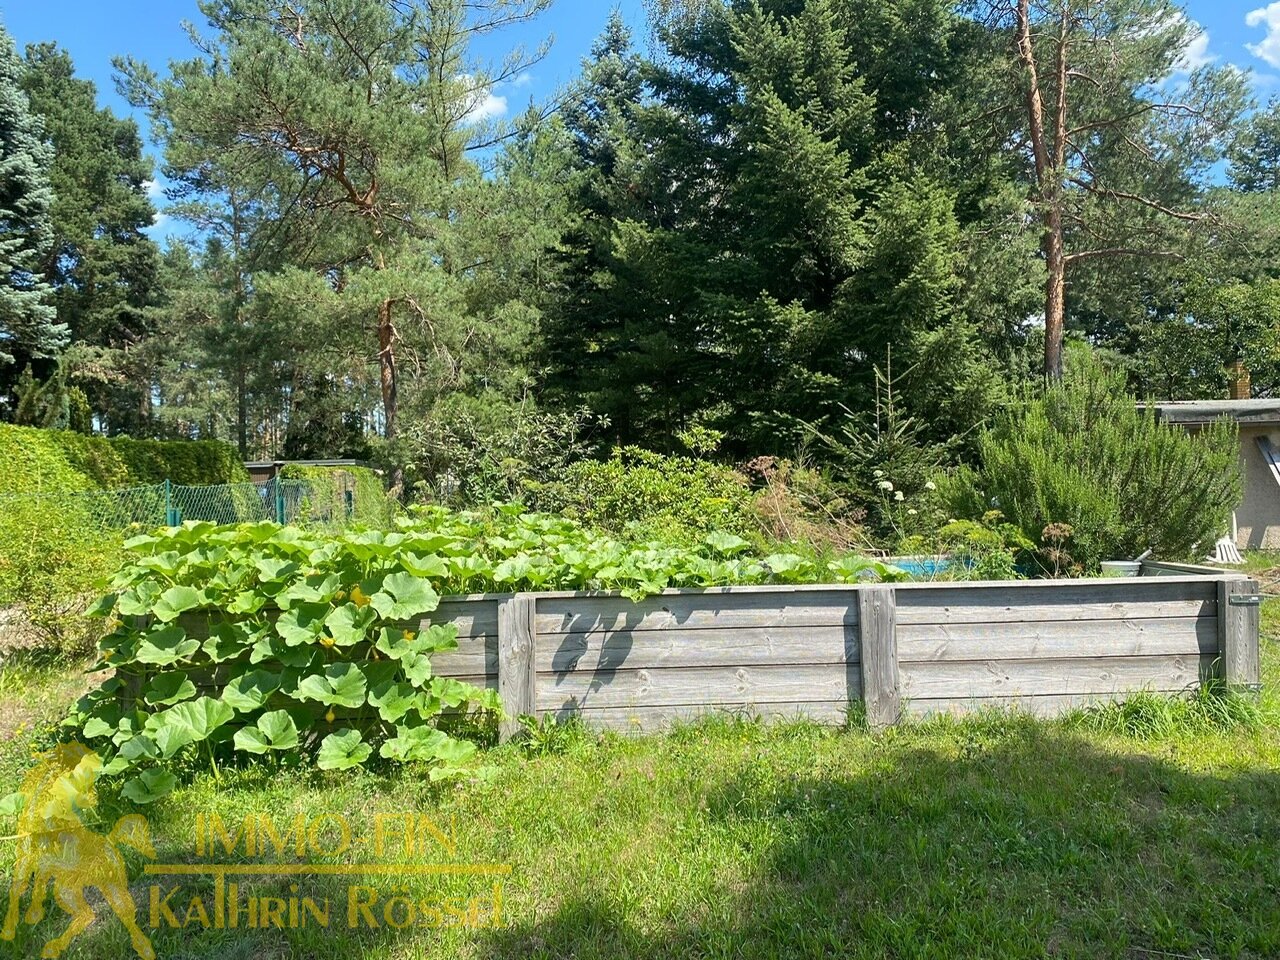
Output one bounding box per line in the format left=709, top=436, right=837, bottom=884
left=0, top=477, right=390, bottom=535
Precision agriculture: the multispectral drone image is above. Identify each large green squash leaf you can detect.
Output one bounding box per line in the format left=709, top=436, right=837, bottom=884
left=317, top=729, right=371, bottom=770
left=149, top=697, right=235, bottom=758
left=134, top=626, right=200, bottom=666
left=233, top=710, right=300, bottom=754
left=292, top=663, right=367, bottom=708
left=370, top=573, right=439, bottom=621
left=221, top=670, right=282, bottom=713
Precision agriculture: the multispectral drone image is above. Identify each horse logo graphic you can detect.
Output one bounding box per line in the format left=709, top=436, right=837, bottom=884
left=2, top=742, right=156, bottom=959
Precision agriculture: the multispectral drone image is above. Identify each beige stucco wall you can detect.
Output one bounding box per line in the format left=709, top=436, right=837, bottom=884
left=1236, top=425, right=1280, bottom=549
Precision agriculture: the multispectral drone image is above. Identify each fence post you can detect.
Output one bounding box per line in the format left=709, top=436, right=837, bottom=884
left=163, top=478, right=181, bottom=526
left=497, top=593, right=537, bottom=742
left=274, top=477, right=287, bottom=524
left=1219, top=577, right=1261, bottom=691
left=858, top=585, right=901, bottom=730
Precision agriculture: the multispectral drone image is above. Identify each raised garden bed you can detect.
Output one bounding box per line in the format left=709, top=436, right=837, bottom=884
left=419, top=566, right=1262, bottom=735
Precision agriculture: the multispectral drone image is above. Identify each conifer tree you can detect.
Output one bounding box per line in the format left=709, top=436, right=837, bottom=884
left=0, top=25, right=63, bottom=397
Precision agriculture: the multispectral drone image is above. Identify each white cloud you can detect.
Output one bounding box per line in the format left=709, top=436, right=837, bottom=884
left=142, top=180, right=170, bottom=230
left=1175, top=25, right=1215, bottom=72
left=458, top=74, right=508, bottom=125
left=511, top=71, right=534, bottom=88
left=465, top=90, right=508, bottom=123
left=1247, top=2, right=1280, bottom=68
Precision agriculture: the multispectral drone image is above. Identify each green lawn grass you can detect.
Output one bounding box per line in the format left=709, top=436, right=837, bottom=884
left=1, top=571, right=1279, bottom=960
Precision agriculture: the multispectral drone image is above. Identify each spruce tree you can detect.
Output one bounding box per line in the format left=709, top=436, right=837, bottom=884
left=0, top=26, right=63, bottom=383
left=21, top=42, right=161, bottom=434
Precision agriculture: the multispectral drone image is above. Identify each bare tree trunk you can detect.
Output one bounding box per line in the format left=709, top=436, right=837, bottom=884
left=377, top=298, right=398, bottom=441
left=236, top=363, right=248, bottom=457
left=1016, top=0, right=1070, bottom=379
left=1042, top=212, right=1066, bottom=378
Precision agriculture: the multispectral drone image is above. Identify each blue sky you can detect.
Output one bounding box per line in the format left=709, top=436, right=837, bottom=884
left=1, top=0, right=1275, bottom=240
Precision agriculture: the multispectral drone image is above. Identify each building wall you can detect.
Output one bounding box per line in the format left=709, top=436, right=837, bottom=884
left=1236, top=425, right=1280, bottom=549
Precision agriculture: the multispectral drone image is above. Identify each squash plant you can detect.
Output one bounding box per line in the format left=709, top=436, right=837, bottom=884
left=68, top=506, right=904, bottom=803
left=71, top=520, right=500, bottom=802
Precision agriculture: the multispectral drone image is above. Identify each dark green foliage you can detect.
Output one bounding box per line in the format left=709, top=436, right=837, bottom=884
left=1230, top=96, right=1280, bottom=194
left=20, top=43, right=161, bottom=435
left=942, top=350, right=1241, bottom=572
left=0, top=26, right=63, bottom=385
left=815, top=372, right=948, bottom=543
left=542, top=0, right=1013, bottom=455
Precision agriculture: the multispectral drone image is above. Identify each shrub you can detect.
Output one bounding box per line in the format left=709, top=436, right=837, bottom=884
left=388, top=398, right=602, bottom=504
left=280, top=463, right=397, bottom=527
left=0, top=424, right=249, bottom=491
left=742, top=456, right=869, bottom=554
left=0, top=496, right=120, bottom=651
left=941, top=350, right=1241, bottom=572
left=47, top=431, right=134, bottom=488
left=0, top=425, right=248, bottom=654
left=812, top=400, right=947, bottom=548
left=0, top=424, right=98, bottom=493
left=530, top=447, right=758, bottom=543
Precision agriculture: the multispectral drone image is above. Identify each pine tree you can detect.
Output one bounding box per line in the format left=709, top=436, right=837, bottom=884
left=0, top=26, right=63, bottom=391
left=1230, top=97, right=1280, bottom=194
left=119, top=0, right=551, bottom=448
left=542, top=11, right=666, bottom=444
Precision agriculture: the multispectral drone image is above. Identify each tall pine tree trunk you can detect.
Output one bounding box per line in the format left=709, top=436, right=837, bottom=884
left=236, top=363, right=248, bottom=457
left=1016, top=0, right=1070, bottom=379
left=377, top=297, right=397, bottom=441
left=1042, top=209, right=1066, bottom=378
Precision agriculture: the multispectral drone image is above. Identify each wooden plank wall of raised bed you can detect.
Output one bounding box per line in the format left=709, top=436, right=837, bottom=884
left=422, top=571, right=1262, bottom=737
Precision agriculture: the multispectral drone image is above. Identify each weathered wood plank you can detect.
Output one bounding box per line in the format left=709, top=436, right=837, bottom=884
left=430, top=634, right=497, bottom=676
left=400, top=597, right=499, bottom=639
left=536, top=663, right=859, bottom=711
left=554, top=701, right=855, bottom=732
left=530, top=575, right=1223, bottom=599
left=897, top=580, right=1216, bottom=625
left=536, top=591, right=858, bottom=635
left=900, top=655, right=1215, bottom=700
left=903, top=692, right=1137, bottom=719
left=1140, top=560, right=1230, bottom=578
left=536, top=625, right=856, bottom=673
left=897, top=617, right=1216, bottom=662
left=496, top=595, right=536, bottom=741
left=858, top=586, right=900, bottom=730
left=1219, top=578, right=1262, bottom=689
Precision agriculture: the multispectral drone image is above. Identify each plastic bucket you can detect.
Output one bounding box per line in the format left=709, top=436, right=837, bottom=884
left=1099, top=560, right=1142, bottom=578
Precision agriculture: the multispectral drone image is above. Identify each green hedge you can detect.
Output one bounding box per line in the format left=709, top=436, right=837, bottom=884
left=0, top=424, right=99, bottom=493
left=0, top=424, right=248, bottom=492
left=109, top=436, right=249, bottom=485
